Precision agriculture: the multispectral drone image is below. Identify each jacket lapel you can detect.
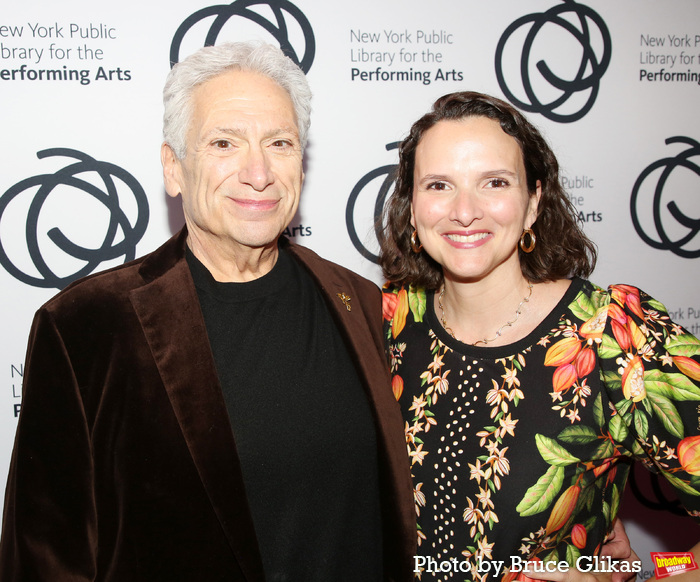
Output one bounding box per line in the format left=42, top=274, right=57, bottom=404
left=287, top=240, right=418, bottom=579
left=129, top=233, right=265, bottom=582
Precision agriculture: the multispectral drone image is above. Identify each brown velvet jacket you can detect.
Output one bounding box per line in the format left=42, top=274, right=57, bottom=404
left=0, top=229, right=416, bottom=581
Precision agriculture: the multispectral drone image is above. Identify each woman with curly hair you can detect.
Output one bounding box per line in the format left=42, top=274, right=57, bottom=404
left=380, top=91, right=700, bottom=581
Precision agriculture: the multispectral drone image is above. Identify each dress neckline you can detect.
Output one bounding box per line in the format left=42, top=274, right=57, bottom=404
left=425, top=277, right=586, bottom=358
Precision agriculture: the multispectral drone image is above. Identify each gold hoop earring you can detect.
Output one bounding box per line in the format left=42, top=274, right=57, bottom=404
left=519, top=228, right=536, bottom=253
left=410, top=230, right=423, bottom=253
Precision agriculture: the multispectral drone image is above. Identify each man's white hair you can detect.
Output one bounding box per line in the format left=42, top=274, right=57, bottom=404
left=163, top=41, right=312, bottom=158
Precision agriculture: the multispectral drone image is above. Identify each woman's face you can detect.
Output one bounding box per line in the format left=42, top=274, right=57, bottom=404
left=410, top=116, right=540, bottom=284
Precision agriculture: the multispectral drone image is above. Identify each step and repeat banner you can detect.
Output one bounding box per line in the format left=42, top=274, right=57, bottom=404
left=1, top=0, right=698, bottom=574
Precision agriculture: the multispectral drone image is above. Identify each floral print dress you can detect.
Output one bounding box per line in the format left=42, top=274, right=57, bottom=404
left=383, top=278, right=700, bottom=581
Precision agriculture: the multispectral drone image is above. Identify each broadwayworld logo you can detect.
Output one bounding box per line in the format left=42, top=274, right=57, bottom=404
left=650, top=552, right=699, bottom=579
left=495, top=0, right=611, bottom=122
left=170, top=0, right=315, bottom=72
left=630, top=136, right=700, bottom=259
left=0, top=148, right=149, bottom=289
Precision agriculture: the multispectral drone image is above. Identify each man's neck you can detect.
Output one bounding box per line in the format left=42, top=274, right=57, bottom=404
left=186, top=232, right=279, bottom=283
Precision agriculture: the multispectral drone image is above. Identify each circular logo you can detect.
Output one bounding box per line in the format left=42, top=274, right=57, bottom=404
left=345, top=143, right=400, bottom=264
left=495, top=0, right=612, bottom=122
left=0, top=148, right=149, bottom=289
left=630, top=136, right=700, bottom=259
left=170, top=0, right=315, bottom=73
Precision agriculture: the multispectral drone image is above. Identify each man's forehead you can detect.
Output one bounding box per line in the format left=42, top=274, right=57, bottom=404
left=192, top=70, right=295, bottom=118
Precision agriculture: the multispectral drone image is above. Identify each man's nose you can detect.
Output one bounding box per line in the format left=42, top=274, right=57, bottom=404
left=238, top=145, right=274, bottom=191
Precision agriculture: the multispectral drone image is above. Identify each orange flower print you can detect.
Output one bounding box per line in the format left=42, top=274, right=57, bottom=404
left=544, top=336, right=581, bottom=367
left=673, top=356, right=700, bottom=381
left=612, top=285, right=644, bottom=319
left=553, top=364, right=577, bottom=393
left=392, top=289, right=409, bottom=338
left=611, top=319, right=631, bottom=352
left=622, top=355, right=646, bottom=402
left=571, top=523, right=587, bottom=549
left=391, top=374, right=404, bottom=400
left=678, top=435, right=700, bottom=475
left=545, top=485, right=580, bottom=534
left=382, top=292, right=398, bottom=321
left=627, top=319, right=647, bottom=351
left=607, top=302, right=628, bottom=324
left=579, top=306, right=607, bottom=339
left=574, top=348, right=596, bottom=378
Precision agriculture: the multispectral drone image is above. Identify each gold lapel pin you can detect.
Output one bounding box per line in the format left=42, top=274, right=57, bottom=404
left=337, top=292, right=352, bottom=312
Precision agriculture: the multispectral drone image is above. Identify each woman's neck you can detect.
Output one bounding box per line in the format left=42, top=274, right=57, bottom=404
left=437, top=274, right=572, bottom=347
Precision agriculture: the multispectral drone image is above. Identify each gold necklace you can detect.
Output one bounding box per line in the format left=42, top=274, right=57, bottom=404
left=438, top=282, right=533, bottom=346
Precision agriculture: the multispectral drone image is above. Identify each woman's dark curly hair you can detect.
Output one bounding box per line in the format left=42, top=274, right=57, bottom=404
left=378, top=91, right=597, bottom=290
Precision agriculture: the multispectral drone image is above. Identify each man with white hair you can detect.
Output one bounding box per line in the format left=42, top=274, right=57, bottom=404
left=0, top=42, right=415, bottom=581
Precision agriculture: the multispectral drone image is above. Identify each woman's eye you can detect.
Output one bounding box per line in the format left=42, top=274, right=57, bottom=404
left=487, top=178, right=508, bottom=188
left=427, top=181, right=447, bottom=191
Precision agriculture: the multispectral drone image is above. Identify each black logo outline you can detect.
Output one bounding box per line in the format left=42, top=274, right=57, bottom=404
left=495, top=0, right=612, bottom=123
left=170, top=0, right=315, bottom=72
left=630, top=136, right=700, bottom=259
left=345, top=142, right=400, bottom=264
left=0, top=148, right=149, bottom=289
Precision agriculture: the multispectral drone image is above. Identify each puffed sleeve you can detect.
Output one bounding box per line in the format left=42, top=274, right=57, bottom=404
left=597, top=284, right=700, bottom=517
left=0, top=307, right=97, bottom=581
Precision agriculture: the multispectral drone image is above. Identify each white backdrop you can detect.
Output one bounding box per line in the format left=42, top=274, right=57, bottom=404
left=1, top=0, right=699, bottom=575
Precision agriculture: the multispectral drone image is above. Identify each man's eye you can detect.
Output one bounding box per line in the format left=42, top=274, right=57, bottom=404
left=487, top=178, right=508, bottom=188
left=213, top=139, right=231, bottom=149
left=271, top=139, right=292, bottom=148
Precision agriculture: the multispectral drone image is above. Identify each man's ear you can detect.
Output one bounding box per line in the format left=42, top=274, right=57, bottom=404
left=161, top=143, right=183, bottom=199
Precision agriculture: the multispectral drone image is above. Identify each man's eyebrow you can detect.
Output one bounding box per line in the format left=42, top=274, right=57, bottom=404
left=201, top=126, right=300, bottom=141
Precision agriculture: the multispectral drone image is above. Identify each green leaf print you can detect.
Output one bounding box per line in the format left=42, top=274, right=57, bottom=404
left=646, top=391, right=685, bottom=439
left=408, top=286, right=427, bottom=323
left=665, top=333, right=700, bottom=357
left=582, top=515, right=597, bottom=531
left=610, top=484, right=621, bottom=519
left=536, top=434, right=581, bottom=466
left=593, top=393, right=605, bottom=427
left=644, top=369, right=700, bottom=401
left=579, top=483, right=596, bottom=511
left=633, top=409, right=649, bottom=440
left=590, top=438, right=614, bottom=461
left=566, top=545, right=582, bottom=567
left=663, top=472, right=700, bottom=497
left=600, top=370, right=622, bottom=391
left=558, top=425, right=598, bottom=445
left=647, top=298, right=669, bottom=313
left=516, top=465, right=565, bottom=516
left=570, top=293, right=597, bottom=321
left=599, top=333, right=624, bottom=359
left=609, top=413, right=630, bottom=442
left=615, top=399, right=633, bottom=417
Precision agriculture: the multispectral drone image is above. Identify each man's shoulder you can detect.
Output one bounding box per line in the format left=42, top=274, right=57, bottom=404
left=284, top=240, right=379, bottom=294
left=41, top=232, right=185, bottom=315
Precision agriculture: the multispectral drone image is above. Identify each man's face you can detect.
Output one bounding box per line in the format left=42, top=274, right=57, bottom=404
left=162, top=69, right=304, bottom=259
